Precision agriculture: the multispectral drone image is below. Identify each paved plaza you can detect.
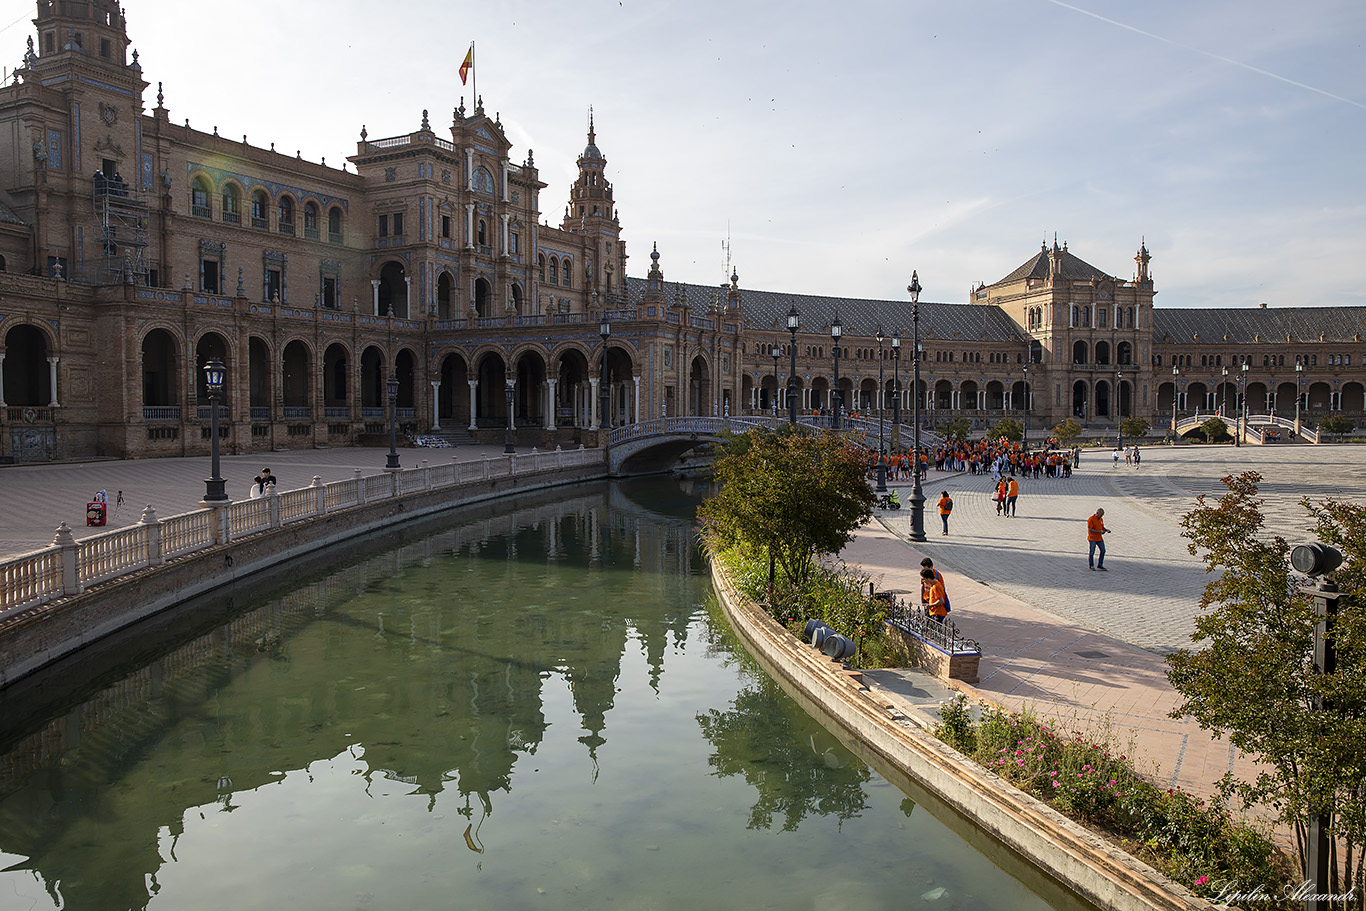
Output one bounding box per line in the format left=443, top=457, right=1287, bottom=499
left=855, top=442, right=1364, bottom=810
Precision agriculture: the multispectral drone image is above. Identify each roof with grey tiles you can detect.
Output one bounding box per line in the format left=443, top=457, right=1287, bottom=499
left=996, top=244, right=1117, bottom=285
left=1153, top=307, right=1366, bottom=345
left=625, top=276, right=1027, bottom=344
left=0, top=199, right=27, bottom=227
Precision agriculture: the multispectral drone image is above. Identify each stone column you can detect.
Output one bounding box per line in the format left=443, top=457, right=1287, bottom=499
left=633, top=375, right=641, bottom=424
left=0, top=352, right=7, bottom=406
left=545, top=378, right=558, bottom=430
left=47, top=357, right=60, bottom=407
left=467, top=379, right=479, bottom=432
left=430, top=380, right=442, bottom=430
left=465, top=203, right=475, bottom=247
left=404, top=276, right=412, bottom=318
left=371, top=279, right=380, bottom=316
left=589, top=377, right=600, bottom=430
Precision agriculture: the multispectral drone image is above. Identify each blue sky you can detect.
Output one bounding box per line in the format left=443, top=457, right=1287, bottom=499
left=10, top=0, right=1363, bottom=308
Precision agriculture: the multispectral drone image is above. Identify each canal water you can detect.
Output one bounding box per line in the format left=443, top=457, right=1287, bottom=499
left=0, top=479, right=1060, bottom=911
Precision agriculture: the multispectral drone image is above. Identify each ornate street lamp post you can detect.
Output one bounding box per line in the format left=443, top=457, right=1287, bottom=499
left=203, top=358, right=228, bottom=502
left=1020, top=363, right=1030, bottom=445
left=831, top=315, right=843, bottom=430
left=891, top=331, right=901, bottom=449
left=504, top=378, right=517, bottom=454
left=1116, top=369, right=1124, bottom=452
left=386, top=374, right=401, bottom=469
left=907, top=272, right=926, bottom=541
left=1238, top=361, right=1248, bottom=447
left=1171, top=365, right=1180, bottom=442
left=787, top=305, right=800, bottom=425
left=875, top=327, right=887, bottom=493
left=599, top=319, right=611, bottom=437
left=770, top=344, right=781, bottom=427
left=1220, top=366, right=1228, bottom=415
left=1296, top=361, right=1304, bottom=433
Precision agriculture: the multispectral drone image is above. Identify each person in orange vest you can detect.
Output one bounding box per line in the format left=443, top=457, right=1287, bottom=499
left=920, top=567, right=948, bottom=619
left=920, top=558, right=952, bottom=616
left=1005, top=475, right=1020, bottom=517
left=1087, top=507, right=1111, bottom=571
left=937, top=490, right=953, bottom=536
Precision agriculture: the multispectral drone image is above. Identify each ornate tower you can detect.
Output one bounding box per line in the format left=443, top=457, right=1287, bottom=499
left=561, top=113, right=626, bottom=305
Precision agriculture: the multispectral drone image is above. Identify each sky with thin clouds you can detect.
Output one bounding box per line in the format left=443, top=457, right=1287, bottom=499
left=8, top=0, right=1363, bottom=310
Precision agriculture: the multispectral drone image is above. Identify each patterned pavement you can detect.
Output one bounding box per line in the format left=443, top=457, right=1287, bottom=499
left=855, top=442, right=1364, bottom=806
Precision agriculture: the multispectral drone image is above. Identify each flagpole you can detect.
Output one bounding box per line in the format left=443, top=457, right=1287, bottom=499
left=471, top=41, right=477, bottom=112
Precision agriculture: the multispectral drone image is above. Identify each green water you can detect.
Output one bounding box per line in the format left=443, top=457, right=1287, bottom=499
left=0, top=480, right=1058, bottom=911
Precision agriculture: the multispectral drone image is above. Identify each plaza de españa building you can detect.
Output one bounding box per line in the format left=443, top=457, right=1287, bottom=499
left=2, top=0, right=1363, bottom=462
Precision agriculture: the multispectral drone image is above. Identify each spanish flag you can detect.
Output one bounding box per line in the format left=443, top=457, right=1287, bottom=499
left=459, top=44, right=474, bottom=86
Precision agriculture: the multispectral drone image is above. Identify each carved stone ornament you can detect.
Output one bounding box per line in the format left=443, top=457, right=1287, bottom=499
left=99, top=102, right=118, bottom=126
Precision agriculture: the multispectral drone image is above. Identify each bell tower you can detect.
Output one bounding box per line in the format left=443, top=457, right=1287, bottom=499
left=561, top=111, right=626, bottom=304
left=33, top=0, right=132, bottom=68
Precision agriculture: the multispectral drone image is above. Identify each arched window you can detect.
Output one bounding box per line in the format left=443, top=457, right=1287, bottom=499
left=548, top=257, right=558, bottom=285
left=221, top=184, right=240, bottom=224
left=277, top=196, right=295, bottom=235
left=303, top=202, right=320, bottom=239
left=191, top=177, right=211, bottom=218
left=538, top=253, right=546, bottom=283
left=251, top=190, right=269, bottom=229
left=327, top=207, right=343, bottom=243
left=477, top=220, right=487, bottom=247
left=562, top=258, right=572, bottom=287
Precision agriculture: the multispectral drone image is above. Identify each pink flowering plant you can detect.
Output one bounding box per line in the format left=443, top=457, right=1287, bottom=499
left=936, top=696, right=1293, bottom=906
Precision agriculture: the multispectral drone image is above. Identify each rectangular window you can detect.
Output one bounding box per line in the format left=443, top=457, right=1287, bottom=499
left=202, top=258, right=220, bottom=294
left=100, top=37, right=110, bottom=58
left=510, top=231, right=519, bottom=254
left=378, top=215, right=388, bottom=237
left=441, top=215, right=451, bottom=238
left=266, top=268, right=282, bottom=302
left=1098, top=308, right=1107, bottom=328
left=322, top=276, right=338, bottom=309
left=392, top=213, right=404, bottom=236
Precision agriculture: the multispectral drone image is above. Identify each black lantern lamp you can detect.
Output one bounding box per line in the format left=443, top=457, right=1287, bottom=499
left=599, top=320, right=611, bottom=434
left=907, top=272, right=926, bottom=542
left=831, top=315, right=842, bottom=429
left=386, top=374, right=401, bottom=469
left=203, top=358, right=228, bottom=502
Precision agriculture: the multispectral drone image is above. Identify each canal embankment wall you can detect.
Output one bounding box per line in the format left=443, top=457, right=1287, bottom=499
left=708, top=560, right=1215, bottom=911
left=0, top=450, right=608, bottom=687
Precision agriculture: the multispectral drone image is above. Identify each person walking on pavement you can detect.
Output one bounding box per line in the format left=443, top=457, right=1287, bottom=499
left=1133, top=446, right=1141, bottom=469
left=1087, top=507, right=1111, bottom=570
left=1005, top=475, right=1019, bottom=517
left=937, top=490, right=953, bottom=535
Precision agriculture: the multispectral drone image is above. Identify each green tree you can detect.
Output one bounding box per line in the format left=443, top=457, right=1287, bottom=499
left=1119, top=416, right=1150, bottom=440
left=1320, top=414, right=1355, bottom=439
left=1052, top=417, right=1082, bottom=446
left=699, top=427, right=875, bottom=590
left=989, top=416, right=1024, bottom=441
left=1199, top=416, right=1229, bottom=442
left=939, top=416, right=971, bottom=442
left=1169, top=471, right=1366, bottom=904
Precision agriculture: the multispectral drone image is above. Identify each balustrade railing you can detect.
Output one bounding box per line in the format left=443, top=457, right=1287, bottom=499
left=0, top=447, right=603, bottom=617
left=879, top=590, right=981, bottom=655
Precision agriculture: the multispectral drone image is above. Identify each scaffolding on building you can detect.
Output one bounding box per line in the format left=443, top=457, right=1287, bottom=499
left=92, top=176, right=150, bottom=284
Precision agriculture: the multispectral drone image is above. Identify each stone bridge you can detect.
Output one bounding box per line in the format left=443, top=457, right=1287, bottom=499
left=604, top=416, right=942, bottom=475
left=1173, top=412, right=1318, bottom=444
